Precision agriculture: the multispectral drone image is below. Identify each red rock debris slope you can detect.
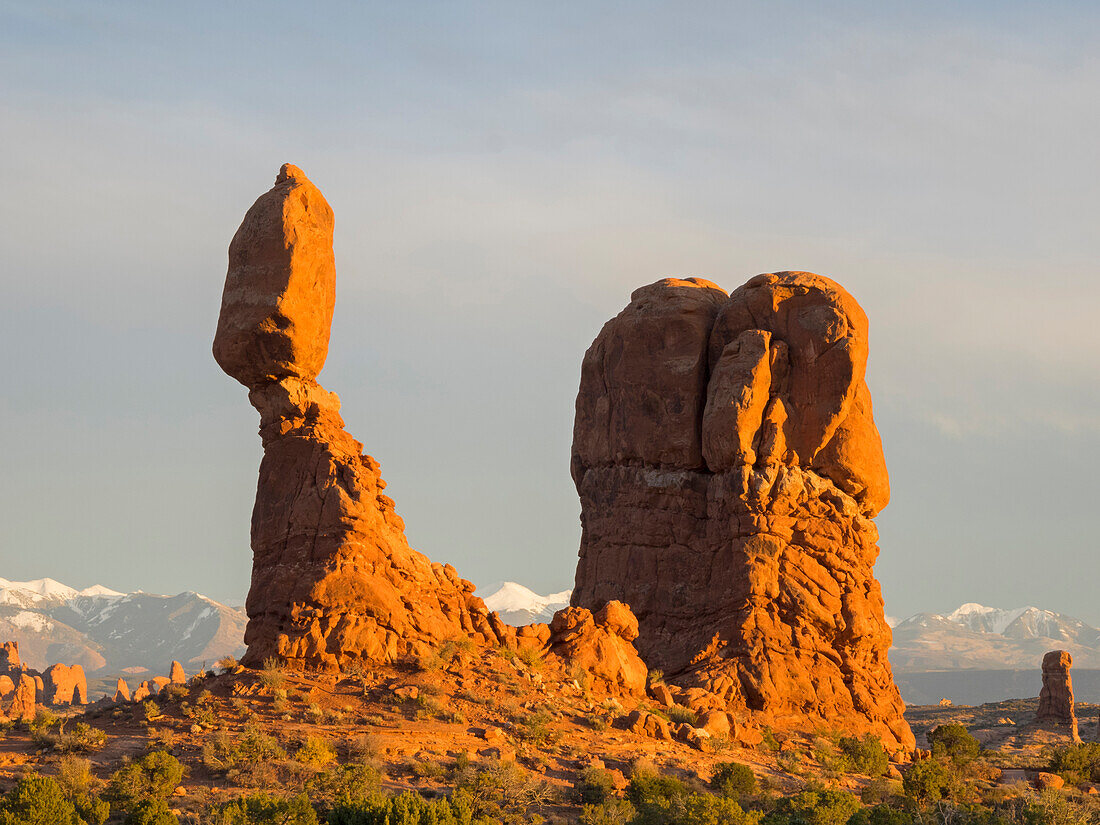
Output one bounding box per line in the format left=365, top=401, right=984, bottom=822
left=570, top=274, right=914, bottom=752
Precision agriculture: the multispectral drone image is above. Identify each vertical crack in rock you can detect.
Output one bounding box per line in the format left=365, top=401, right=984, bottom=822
left=570, top=272, right=914, bottom=752
left=214, top=165, right=505, bottom=671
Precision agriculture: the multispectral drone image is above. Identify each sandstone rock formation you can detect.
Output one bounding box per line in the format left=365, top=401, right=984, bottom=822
left=1, top=673, right=35, bottom=721
left=113, top=677, right=131, bottom=703
left=0, top=641, right=20, bottom=671
left=570, top=272, right=913, bottom=752
left=546, top=601, right=647, bottom=697
left=43, top=663, right=88, bottom=706
left=170, top=661, right=186, bottom=684
left=1037, top=650, right=1078, bottom=739
left=215, top=165, right=506, bottom=670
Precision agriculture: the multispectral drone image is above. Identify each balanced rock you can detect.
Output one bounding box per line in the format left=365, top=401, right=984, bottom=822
left=215, top=165, right=506, bottom=670
left=1037, top=650, right=1078, bottom=739
left=546, top=601, right=647, bottom=697
left=570, top=272, right=912, bottom=751
left=43, top=663, right=88, bottom=706
left=113, top=678, right=131, bottom=703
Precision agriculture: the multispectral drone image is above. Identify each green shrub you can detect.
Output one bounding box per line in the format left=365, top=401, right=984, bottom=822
left=575, top=766, right=617, bottom=804
left=295, top=736, right=337, bottom=768
left=710, top=762, right=757, bottom=798
left=328, top=790, right=476, bottom=825
left=1049, top=742, right=1100, bottom=785
left=202, top=724, right=286, bottom=775
left=927, top=724, right=979, bottom=766
left=206, top=793, right=318, bottom=825
left=453, top=758, right=553, bottom=820
left=259, top=658, right=287, bottom=690
left=106, top=751, right=183, bottom=812
left=666, top=705, right=697, bottom=726
left=837, top=735, right=889, bottom=777
left=847, top=805, right=914, bottom=825
left=124, top=798, right=178, bottom=825
left=304, top=765, right=382, bottom=812
left=762, top=789, right=861, bottom=825
left=55, top=722, right=107, bottom=754
left=580, top=798, right=637, bottom=825
left=901, top=758, right=958, bottom=804
left=628, top=764, right=760, bottom=825
left=0, top=774, right=84, bottom=825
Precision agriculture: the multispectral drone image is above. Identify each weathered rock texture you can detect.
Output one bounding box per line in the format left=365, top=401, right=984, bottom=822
left=546, top=602, right=648, bottom=697
left=113, top=678, right=131, bottom=703
left=570, top=273, right=913, bottom=751
left=215, top=165, right=506, bottom=671
left=0, top=642, right=20, bottom=672
left=1, top=674, right=35, bottom=722
left=1037, top=650, right=1078, bottom=739
left=43, top=663, right=88, bottom=706
left=169, top=661, right=186, bottom=684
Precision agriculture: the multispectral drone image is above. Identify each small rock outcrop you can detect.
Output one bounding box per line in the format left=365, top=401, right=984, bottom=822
left=1037, top=650, right=1078, bottom=739
left=113, top=678, right=131, bottom=703
left=0, top=641, right=20, bottom=671
left=1, top=673, right=36, bottom=721
left=42, top=663, right=88, bottom=706
left=570, top=273, right=913, bottom=751
left=214, top=165, right=506, bottom=670
left=546, top=602, right=648, bottom=697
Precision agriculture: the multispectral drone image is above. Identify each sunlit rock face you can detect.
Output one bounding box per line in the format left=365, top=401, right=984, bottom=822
left=215, top=165, right=508, bottom=671
left=570, top=272, right=914, bottom=752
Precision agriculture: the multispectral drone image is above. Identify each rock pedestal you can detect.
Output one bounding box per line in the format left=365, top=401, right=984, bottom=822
left=1037, top=650, right=1078, bottom=740
left=570, top=273, right=913, bottom=752
left=215, top=165, right=507, bottom=671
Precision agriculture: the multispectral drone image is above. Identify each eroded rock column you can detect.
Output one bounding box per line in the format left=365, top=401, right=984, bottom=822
left=571, top=272, right=913, bottom=752
left=215, top=165, right=506, bottom=671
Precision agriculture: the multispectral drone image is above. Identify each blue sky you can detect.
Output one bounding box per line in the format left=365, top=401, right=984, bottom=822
left=1, top=1, right=1098, bottom=622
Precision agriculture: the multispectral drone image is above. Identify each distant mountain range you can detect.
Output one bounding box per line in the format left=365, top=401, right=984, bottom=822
left=10, top=574, right=1099, bottom=706
left=480, top=581, right=571, bottom=626
left=479, top=583, right=1100, bottom=704
left=0, top=577, right=246, bottom=678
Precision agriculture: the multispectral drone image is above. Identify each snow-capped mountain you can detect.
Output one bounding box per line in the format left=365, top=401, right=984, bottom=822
left=890, top=602, right=1100, bottom=672
left=480, top=581, right=571, bottom=626
left=0, top=577, right=246, bottom=675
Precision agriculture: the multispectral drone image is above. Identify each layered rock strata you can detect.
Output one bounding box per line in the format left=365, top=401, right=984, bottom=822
left=570, top=273, right=913, bottom=751
left=215, top=165, right=506, bottom=670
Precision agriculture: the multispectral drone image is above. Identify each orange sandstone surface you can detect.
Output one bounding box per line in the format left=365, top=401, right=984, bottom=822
left=570, top=274, right=914, bottom=752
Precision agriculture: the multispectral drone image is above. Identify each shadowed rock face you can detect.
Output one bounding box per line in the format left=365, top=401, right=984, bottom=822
left=570, top=272, right=913, bottom=752
left=215, top=165, right=507, bottom=671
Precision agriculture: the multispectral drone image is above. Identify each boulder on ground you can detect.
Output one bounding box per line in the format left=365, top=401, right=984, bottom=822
left=546, top=602, right=647, bottom=697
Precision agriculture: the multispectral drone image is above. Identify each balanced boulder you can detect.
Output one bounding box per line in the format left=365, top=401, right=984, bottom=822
left=1037, top=650, right=1079, bottom=740
left=214, top=165, right=506, bottom=671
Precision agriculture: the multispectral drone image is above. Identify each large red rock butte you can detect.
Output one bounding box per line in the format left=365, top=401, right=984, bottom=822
left=570, top=273, right=914, bottom=752
left=214, top=165, right=511, bottom=670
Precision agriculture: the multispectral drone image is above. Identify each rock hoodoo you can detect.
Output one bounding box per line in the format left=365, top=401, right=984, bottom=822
left=1037, top=650, right=1078, bottom=739
left=570, top=272, right=913, bottom=751
left=215, top=165, right=507, bottom=671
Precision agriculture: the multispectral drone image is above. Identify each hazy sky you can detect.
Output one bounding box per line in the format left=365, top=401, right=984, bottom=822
left=1, top=1, right=1098, bottom=624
